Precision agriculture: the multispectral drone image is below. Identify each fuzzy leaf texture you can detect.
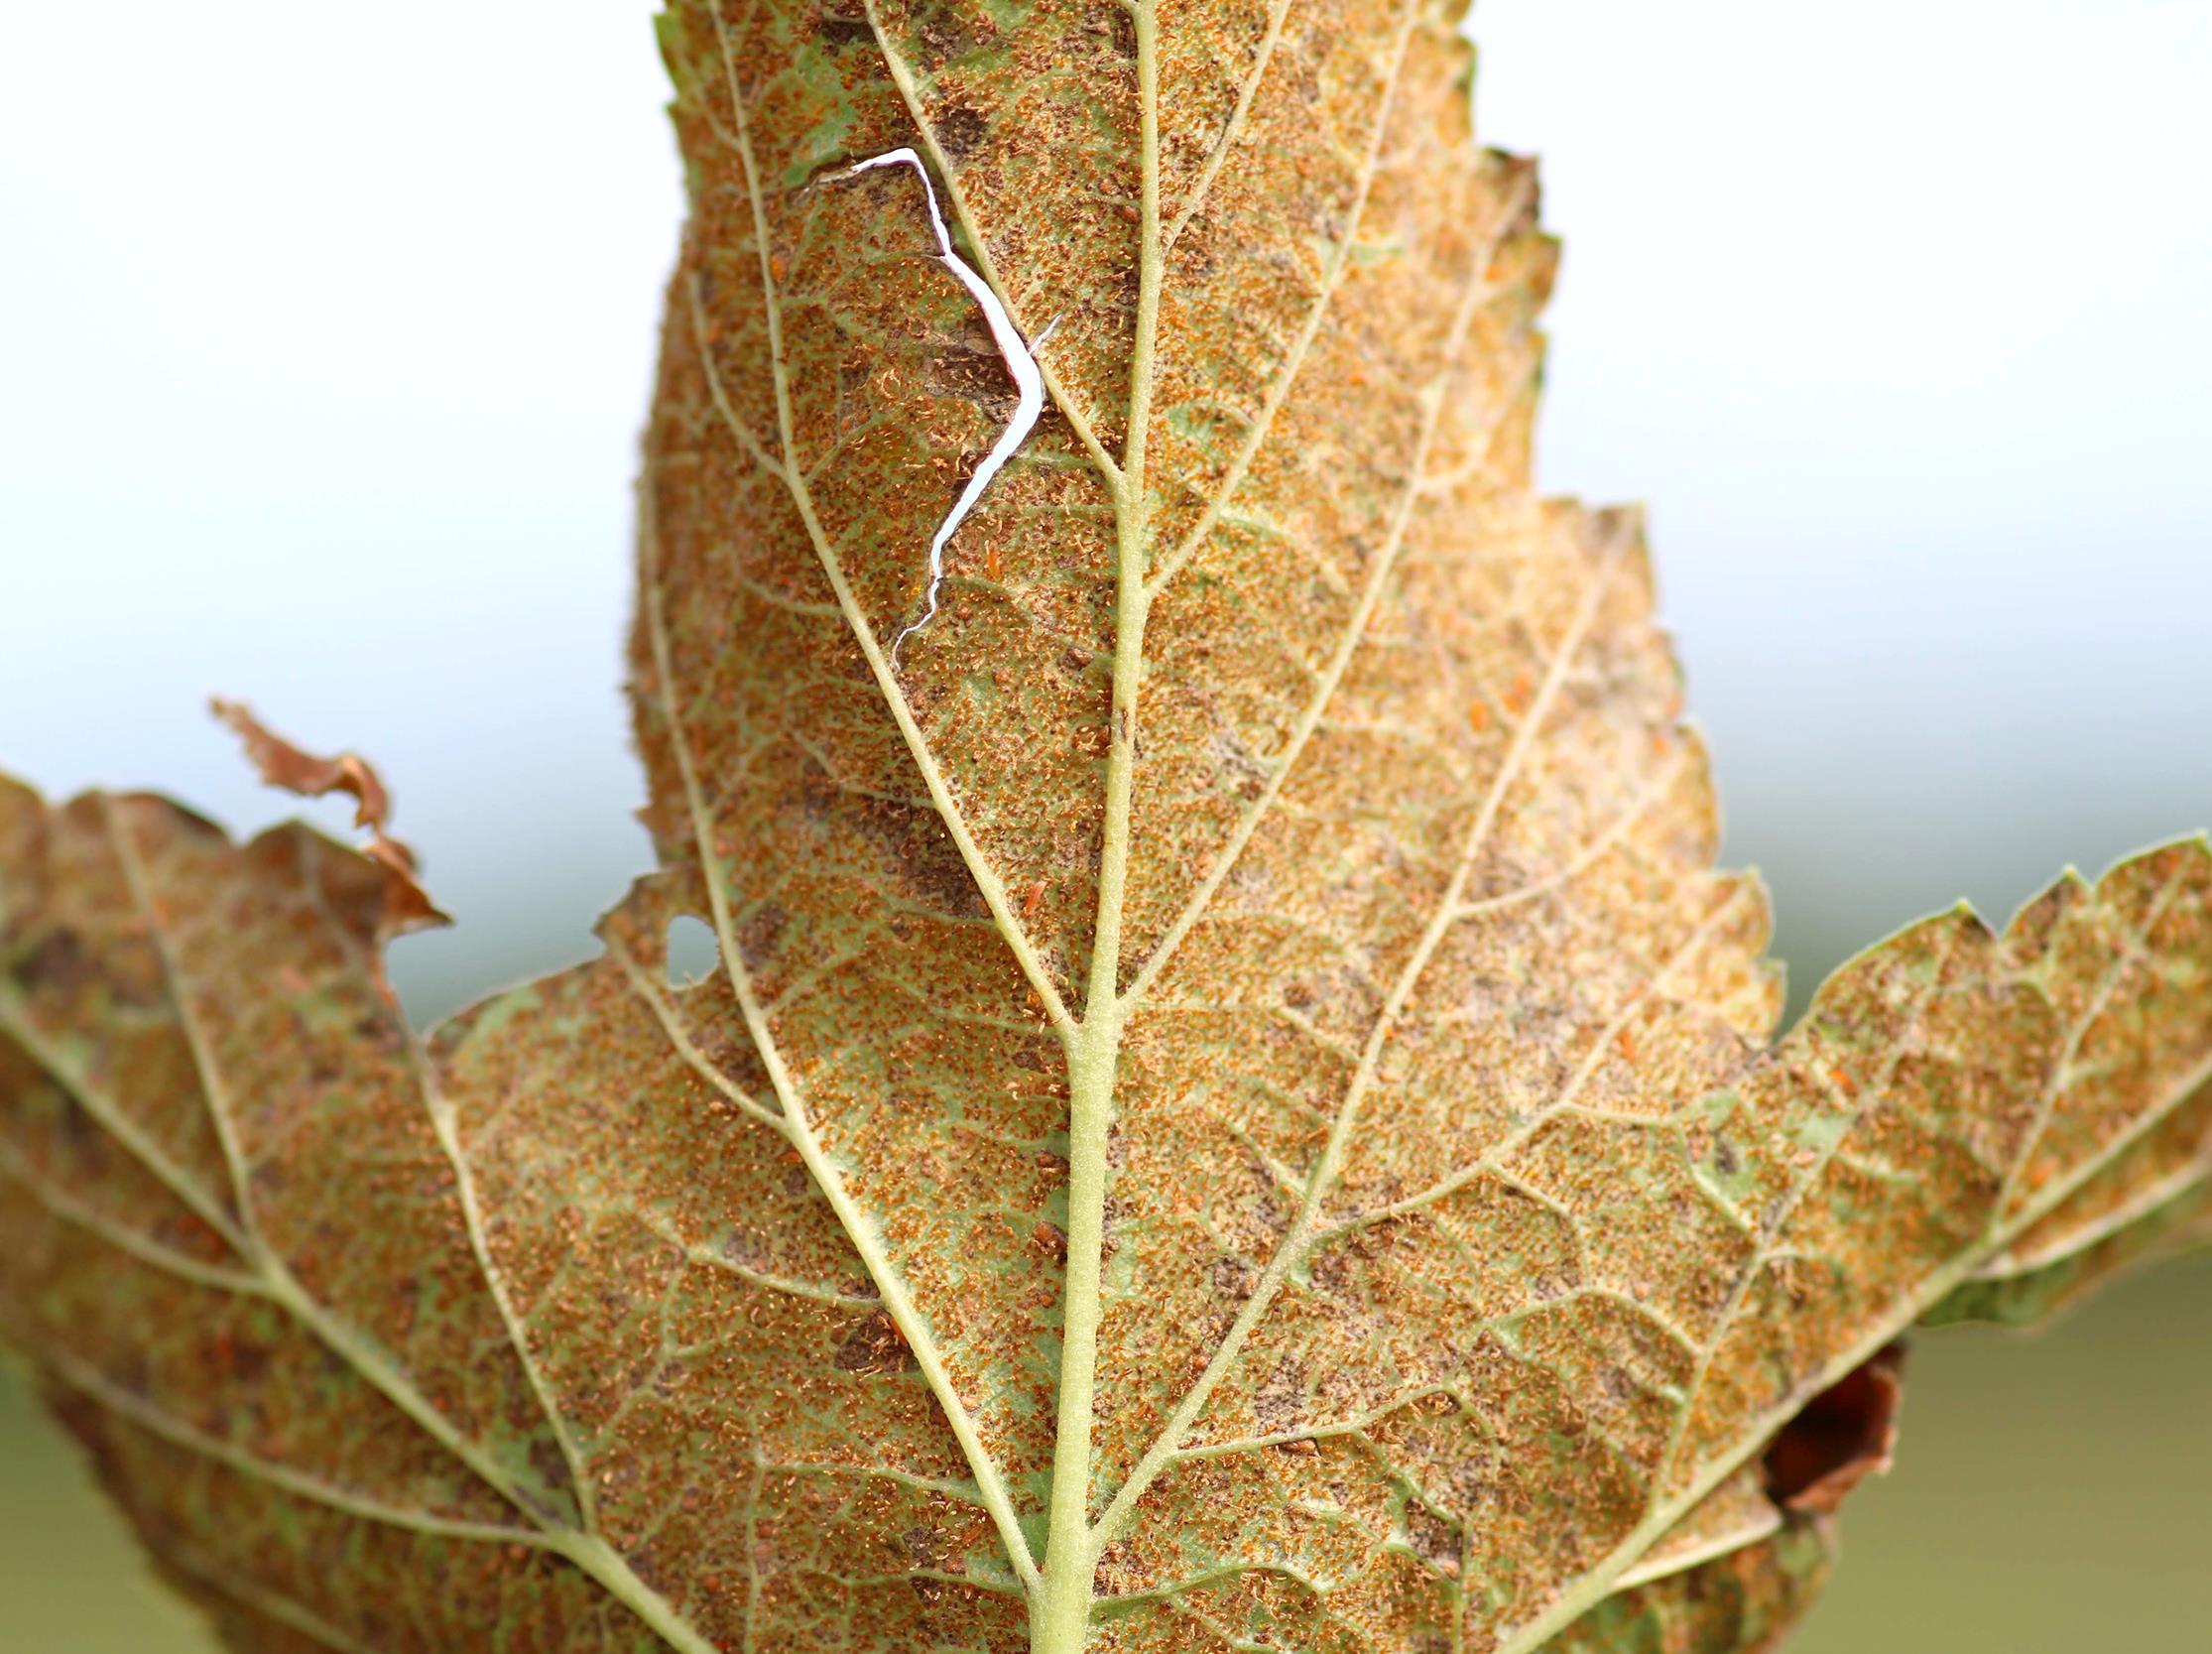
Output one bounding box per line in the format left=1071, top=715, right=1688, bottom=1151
left=3, top=2, right=2210, bottom=1652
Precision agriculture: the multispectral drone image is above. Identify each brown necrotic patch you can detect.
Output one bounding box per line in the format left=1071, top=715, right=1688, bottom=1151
left=835, top=1309, right=920, bottom=1376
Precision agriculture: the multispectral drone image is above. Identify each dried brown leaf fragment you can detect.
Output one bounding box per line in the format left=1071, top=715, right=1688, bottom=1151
left=210, top=697, right=447, bottom=939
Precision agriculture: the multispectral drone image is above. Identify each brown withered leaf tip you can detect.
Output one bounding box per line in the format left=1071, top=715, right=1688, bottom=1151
left=3, top=4, right=2209, bottom=1653
left=208, top=697, right=449, bottom=938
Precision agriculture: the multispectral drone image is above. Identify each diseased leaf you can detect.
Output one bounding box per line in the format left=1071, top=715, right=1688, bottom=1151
left=1925, top=1174, right=2212, bottom=1330
left=1537, top=1522, right=1834, bottom=1654
left=3, top=3, right=2208, bottom=1652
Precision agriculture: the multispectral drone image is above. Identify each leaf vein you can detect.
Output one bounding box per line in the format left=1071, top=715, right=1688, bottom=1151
left=1094, top=521, right=1631, bottom=1550
left=43, top=1346, right=546, bottom=1548
left=285, top=834, right=605, bottom=1535
left=0, top=994, right=252, bottom=1258
left=856, top=0, right=1123, bottom=484
left=1142, top=0, right=1427, bottom=600
left=635, top=463, right=1044, bottom=1593
left=0, top=1141, right=267, bottom=1298
left=1161, top=0, right=1296, bottom=253
left=681, top=39, right=1075, bottom=1031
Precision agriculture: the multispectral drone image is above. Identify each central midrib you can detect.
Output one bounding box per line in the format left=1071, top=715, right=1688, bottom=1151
left=1029, top=5, right=1167, bottom=1650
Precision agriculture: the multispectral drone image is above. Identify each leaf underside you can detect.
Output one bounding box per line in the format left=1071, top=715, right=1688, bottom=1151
left=3, top=3, right=2207, bottom=1653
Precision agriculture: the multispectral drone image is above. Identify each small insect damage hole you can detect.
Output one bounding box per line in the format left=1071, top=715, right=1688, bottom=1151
left=664, top=915, right=719, bottom=989
left=1762, top=1339, right=1907, bottom=1515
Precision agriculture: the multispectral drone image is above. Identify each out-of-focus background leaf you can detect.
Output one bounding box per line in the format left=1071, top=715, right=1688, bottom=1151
left=2, top=3, right=2205, bottom=1649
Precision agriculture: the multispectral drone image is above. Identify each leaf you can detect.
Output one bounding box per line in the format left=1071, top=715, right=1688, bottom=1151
left=3, top=2, right=2209, bottom=1652
left=1924, top=1164, right=2212, bottom=1330
left=1536, top=1521, right=1834, bottom=1654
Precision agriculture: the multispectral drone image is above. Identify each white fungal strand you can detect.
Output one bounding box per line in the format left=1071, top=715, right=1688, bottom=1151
left=841, top=148, right=1049, bottom=664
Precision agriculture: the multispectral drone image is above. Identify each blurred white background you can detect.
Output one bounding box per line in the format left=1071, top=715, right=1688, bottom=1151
left=1, top=2, right=2208, bottom=1648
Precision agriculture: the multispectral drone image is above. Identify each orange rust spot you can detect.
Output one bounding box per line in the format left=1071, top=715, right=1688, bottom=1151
left=1468, top=701, right=1491, bottom=733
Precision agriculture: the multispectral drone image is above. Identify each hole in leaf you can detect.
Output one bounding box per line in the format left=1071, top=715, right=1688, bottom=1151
left=1763, top=1339, right=1908, bottom=1515
left=664, top=916, right=718, bottom=989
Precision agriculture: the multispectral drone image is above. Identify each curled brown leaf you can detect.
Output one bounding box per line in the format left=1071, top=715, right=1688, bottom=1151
left=209, top=697, right=447, bottom=939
